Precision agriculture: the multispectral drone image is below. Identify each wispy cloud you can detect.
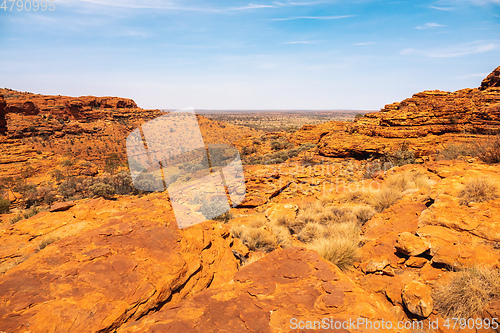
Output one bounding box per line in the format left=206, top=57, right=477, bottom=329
left=429, top=5, right=455, bottom=10
left=354, top=42, right=375, bottom=46
left=285, top=41, right=314, bottom=44
left=433, top=0, right=500, bottom=6
left=59, top=0, right=337, bottom=12
left=457, top=72, right=490, bottom=78
left=271, top=15, right=354, bottom=21
left=401, top=41, right=499, bottom=58
left=415, top=22, right=446, bottom=29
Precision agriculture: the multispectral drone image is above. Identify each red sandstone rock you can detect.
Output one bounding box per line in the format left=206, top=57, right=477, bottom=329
left=395, top=232, right=430, bottom=257
left=402, top=282, right=433, bottom=318
left=117, top=248, right=408, bottom=333
left=0, top=95, right=6, bottom=134
left=0, top=193, right=240, bottom=333
left=49, top=200, right=75, bottom=212
left=481, top=65, right=500, bottom=90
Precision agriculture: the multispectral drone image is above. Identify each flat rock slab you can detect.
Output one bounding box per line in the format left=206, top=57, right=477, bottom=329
left=118, top=247, right=408, bottom=333
left=49, top=201, right=76, bottom=212
left=0, top=197, right=238, bottom=333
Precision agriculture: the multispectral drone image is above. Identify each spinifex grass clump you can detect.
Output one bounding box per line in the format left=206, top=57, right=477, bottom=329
left=459, top=177, right=499, bottom=205
left=474, top=135, right=500, bottom=164
left=434, top=266, right=500, bottom=318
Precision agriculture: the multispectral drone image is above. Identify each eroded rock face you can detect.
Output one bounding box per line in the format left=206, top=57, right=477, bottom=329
left=0, top=194, right=240, bottom=333
left=287, top=67, right=500, bottom=158
left=0, top=95, right=6, bottom=134
left=481, top=65, right=500, bottom=90
left=117, top=247, right=407, bottom=333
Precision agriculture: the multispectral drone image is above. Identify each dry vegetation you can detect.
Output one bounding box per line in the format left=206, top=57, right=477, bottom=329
left=459, top=177, right=499, bottom=205
left=438, top=134, right=500, bottom=164
left=230, top=169, right=437, bottom=270
left=202, top=111, right=360, bottom=132
left=434, top=266, right=500, bottom=318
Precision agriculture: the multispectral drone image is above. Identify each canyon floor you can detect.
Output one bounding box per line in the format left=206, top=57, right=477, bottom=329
left=1, top=66, right=500, bottom=333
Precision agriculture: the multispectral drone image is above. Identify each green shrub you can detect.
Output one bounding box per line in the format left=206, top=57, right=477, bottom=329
left=0, top=198, right=10, bottom=214
left=437, top=143, right=474, bottom=160
left=89, top=183, right=115, bottom=199
left=382, top=142, right=415, bottom=167
left=213, top=211, right=233, bottom=223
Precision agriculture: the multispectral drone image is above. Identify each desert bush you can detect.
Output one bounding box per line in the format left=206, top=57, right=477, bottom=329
left=437, top=143, right=474, bottom=160
left=270, top=140, right=286, bottom=151
left=231, top=226, right=277, bottom=253
left=307, top=224, right=359, bottom=270
left=434, top=266, right=500, bottom=318
left=301, top=152, right=316, bottom=165
left=317, top=206, right=357, bottom=226
left=37, top=235, right=60, bottom=251
left=459, top=177, right=499, bottom=205
left=270, top=224, right=293, bottom=248
left=382, top=142, right=415, bottom=167
left=0, top=198, right=10, bottom=214
left=51, top=169, right=65, bottom=182
left=89, top=183, right=115, bottom=199
left=213, top=212, right=233, bottom=223
left=297, top=223, right=327, bottom=243
left=385, top=170, right=434, bottom=192
left=104, top=153, right=121, bottom=174
left=339, top=189, right=374, bottom=205
left=371, top=187, right=402, bottom=212
left=10, top=206, right=42, bottom=223
left=474, top=135, right=500, bottom=164
left=352, top=205, right=377, bottom=224
left=9, top=214, right=23, bottom=224
left=58, top=177, right=78, bottom=199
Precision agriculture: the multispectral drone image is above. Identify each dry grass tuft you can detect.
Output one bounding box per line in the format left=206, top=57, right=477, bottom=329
left=351, top=205, right=377, bottom=225
left=474, top=135, right=500, bottom=164
left=371, top=187, right=402, bottom=212
left=231, top=225, right=277, bottom=253
left=270, top=224, right=293, bottom=248
left=385, top=170, right=434, bottom=192
left=297, top=223, right=327, bottom=243
left=307, top=222, right=360, bottom=270
left=459, top=177, right=499, bottom=205
left=437, top=143, right=474, bottom=161
left=434, top=266, right=500, bottom=318
left=37, top=235, right=60, bottom=251
left=339, top=189, right=374, bottom=205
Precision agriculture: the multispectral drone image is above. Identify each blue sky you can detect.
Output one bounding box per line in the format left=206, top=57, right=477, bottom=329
left=1, top=0, right=499, bottom=110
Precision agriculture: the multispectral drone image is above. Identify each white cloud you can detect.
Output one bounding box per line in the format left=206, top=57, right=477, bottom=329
left=354, top=42, right=375, bottom=46
left=271, top=15, right=353, bottom=21
left=400, top=41, right=499, bottom=58
left=285, top=41, right=313, bottom=44
left=415, top=22, right=446, bottom=29
left=457, top=72, right=490, bottom=78
left=433, top=0, right=500, bottom=6
left=429, top=5, right=455, bottom=10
